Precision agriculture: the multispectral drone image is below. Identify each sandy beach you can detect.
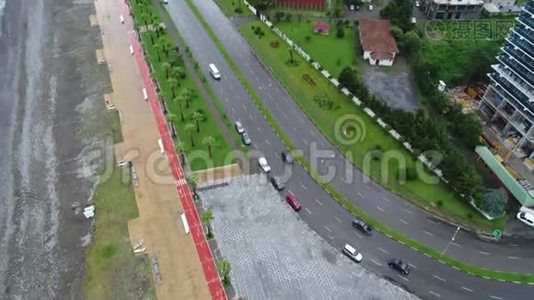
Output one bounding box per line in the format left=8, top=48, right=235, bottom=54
left=0, top=0, right=112, bottom=298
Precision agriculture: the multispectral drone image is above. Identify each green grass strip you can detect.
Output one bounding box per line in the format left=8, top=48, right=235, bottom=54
left=185, top=0, right=534, bottom=283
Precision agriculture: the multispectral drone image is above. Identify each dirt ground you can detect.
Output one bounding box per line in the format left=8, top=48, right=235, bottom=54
left=94, top=0, right=211, bottom=299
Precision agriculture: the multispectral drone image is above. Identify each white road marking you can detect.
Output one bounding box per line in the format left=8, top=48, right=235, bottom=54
left=507, top=256, right=519, bottom=260
left=461, top=286, right=474, bottom=292
left=324, top=225, right=332, bottom=233
left=423, top=230, right=435, bottom=237
left=381, top=196, right=390, bottom=202
left=490, top=296, right=503, bottom=300
left=242, top=103, right=246, bottom=110
left=429, top=291, right=441, bottom=298
left=224, top=97, right=229, bottom=102
left=257, top=126, right=262, bottom=133
left=478, top=251, right=490, bottom=255
left=403, top=208, right=413, bottom=215
left=315, top=198, right=323, bottom=206
left=450, top=242, right=462, bottom=248
left=432, top=275, right=446, bottom=282
left=376, top=206, right=385, bottom=212
left=357, top=192, right=365, bottom=198
left=397, top=274, right=409, bottom=282
left=400, top=219, right=409, bottom=225
left=300, top=182, right=307, bottom=190
left=408, top=263, right=417, bottom=269
left=370, top=259, right=382, bottom=266
left=509, top=243, right=519, bottom=247
left=265, top=139, right=271, bottom=145
left=378, top=247, right=388, bottom=254
left=335, top=216, right=342, bottom=223
left=302, top=139, right=309, bottom=145
left=305, top=208, right=312, bottom=215
left=249, top=115, right=254, bottom=121
left=231, top=107, right=236, bottom=113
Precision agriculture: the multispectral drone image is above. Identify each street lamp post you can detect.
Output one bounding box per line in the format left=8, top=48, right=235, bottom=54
left=441, top=226, right=461, bottom=256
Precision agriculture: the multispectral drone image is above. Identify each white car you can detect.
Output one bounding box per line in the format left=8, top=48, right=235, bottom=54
left=368, top=5, right=374, bottom=11
left=517, top=211, right=534, bottom=227
left=415, top=1, right=420, bottom=7
left=342, top=244, right=363, bottom=263
left=234, top=121, right=245, bottom=134
left=349, top=4, right=355, bottom=10
left=258, top=157, right=271, bottom=173
left=163, top=0, right=169, bottom=4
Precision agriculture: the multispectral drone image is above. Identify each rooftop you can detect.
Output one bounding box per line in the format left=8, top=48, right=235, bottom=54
left=359, top=19, right=398, bottom=61
left=430, top=0, right=484, bottom=5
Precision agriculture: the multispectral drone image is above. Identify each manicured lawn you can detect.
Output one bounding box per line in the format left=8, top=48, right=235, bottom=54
left=83, top=165, right=155, bottom=299
left=131, top=2, right=233, bottom=171
left=214, top=0, right=252, bottom=16
left=241, top=20, right=506, bottom=230
left=276, top=20, right=358, bottom=76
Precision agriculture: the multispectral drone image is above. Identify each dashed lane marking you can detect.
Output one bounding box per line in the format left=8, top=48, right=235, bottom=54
left=315, top=198, right=323, bottom=206
left=490, top=296, right=503, bottom=300
left=397, top=274, right=409, bottom=282
left=507, top=256, right=519, bottom=260
left=509, top=243, right=519, bottom=247
left=403, top=208, right=413, bottom=215
left=432, top=275, right=446, bottom=282
left=461, top=286, right=474, bottom=292
left=400, top=219, right=409, bottom=225
left=450, top=242, right=462, bottom=248
left=378, top=247, right=388, bottom=254
left=381, top=196, right=390, bottom=202
left=257, top=126, right=262, bottom=133
left=424, top=230, right=435, bottom=237
left=335, top=216, right=342, bottom=223
left=299, top=182, right=307, bottom=190
left=305, top=208, right=312, bottom=215
left=265, top=139, right=271, bottom=146
left=324, top=225, right=332, bottom=233
left=370, top=259, right=382, bottom=267
left=478, top=251, right=490, bottom=255
left=357, top=192, right=365, bottom=199
left=376, top=206, right=385, bottom=212
left=429, top=291, right=441, bottom=298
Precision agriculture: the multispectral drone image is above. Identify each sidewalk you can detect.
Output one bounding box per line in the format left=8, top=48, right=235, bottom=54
left=94, top=0, right=222, bottom=299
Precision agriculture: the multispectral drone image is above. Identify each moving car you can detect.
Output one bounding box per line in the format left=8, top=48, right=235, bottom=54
left=270, top=176, right=285, bottom=191
left=208, top=63, right=221, bottom=80
left=286, top=192, right=303, bottom=211
left=241, top=132, right=251, bottom=146
left=281, top=151, right=294, bottom=164
left=517, top=211, right=534, bottom=227
left=388, top=259, right=411, bottom=276
left=258, top=157, right=271, bottom=173
left=352, top=219, right=373, bottom=236
left=342, top=244, right=363, bottom=263
left=234, top=121, right=245, bottom=134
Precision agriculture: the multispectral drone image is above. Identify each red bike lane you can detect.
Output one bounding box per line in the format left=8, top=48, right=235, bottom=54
left=118, top=1, right=226, bottom=299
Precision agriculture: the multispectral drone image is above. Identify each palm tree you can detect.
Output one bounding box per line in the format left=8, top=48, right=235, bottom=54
left=172, top=96, right=186, bottom=121
left=167, top=113, right=179, bottom=138
left=185, top=123, right=196, bottom=147
left=167, top=77, right=178, bottom=97
left=175, top=141, right=185, bottom=165
left=173, top=66, right=186, bottom=79
left=162, top=62, right=171, bottom=79
left=191, top=111, right=204, bottom=133
left=153, top=43, right=162, bottom=61
left=202, top=136, right=217, bottom=158
left=217, top=259, right=231, bottom=286
left=180, top=88, right=196, bottom=108
left=202, top=210, right=214, bottom=238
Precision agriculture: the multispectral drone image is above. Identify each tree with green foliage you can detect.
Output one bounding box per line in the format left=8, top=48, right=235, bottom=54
left=191, top=111, right=204, bottom=133
left=476, top=188, right=507, bottom=218
left=380, top=0, right=413, bottom=31
left=202, top=136, right=217, bottom=158
left=167, top=77, right=178, bottom=98
left=248, top=0, right=272, bottom=11
left=336, top=25, right=345, bottom=39
left=217, top=259, right=231, bottom=286
left=162, top=62, right=171, bottom=79
left=338, top=66, right=358, bottom=92
left=185, top=123, right=196, bottom=147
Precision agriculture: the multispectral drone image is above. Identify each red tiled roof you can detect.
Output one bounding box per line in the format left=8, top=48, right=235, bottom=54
left=314, top=22, right=330, bottom=31
left=276, top=0, right=326, bottom=9
left=359, top=19, right=398, bottom=61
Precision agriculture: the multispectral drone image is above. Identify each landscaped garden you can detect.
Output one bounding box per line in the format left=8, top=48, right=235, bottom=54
left=240, top=20, right=506, bottom=230
left=130, top=0, right=232, bottom=171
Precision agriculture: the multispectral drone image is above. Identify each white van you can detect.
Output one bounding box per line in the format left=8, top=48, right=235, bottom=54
left=208, top=63, right=221, bottom=80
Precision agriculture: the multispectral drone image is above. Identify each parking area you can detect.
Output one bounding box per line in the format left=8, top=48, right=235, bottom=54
left=200, top=175, right=418, bottom=299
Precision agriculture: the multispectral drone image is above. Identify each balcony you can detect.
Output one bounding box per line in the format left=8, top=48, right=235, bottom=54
left=508, top=33, right=534, bottom=58
left=497, top=55, right=534, bottom=88
left=517, top=15, right=534, bottom=32
left=492, top=64, right=533, bottom=98
left=524, top=1, right=534, bottom=15
left=513, top=25, right=534, bottom=45
left=489, top=73, right=533, bottom=117
left=503, top=45, right=534, bottom=71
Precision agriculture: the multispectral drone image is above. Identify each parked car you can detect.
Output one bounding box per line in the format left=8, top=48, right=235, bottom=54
left=388, top=259, right=411, bottom=276
left=368, top=5, right=374, bottom=11
left=281, top=151, right=294, bottom=164
left=234, top=121, right=245, bottom=134
left=517, top=211, right=534, bottom=227
left=241, top=132, right=251, bottom=146
left=349, top=4, right=355, bottom=10
left=352, top=219, right=373, bottom=236
left=415, top=1, right=420, bottom=7
left=342, top=244, right=363, bottom=263
left=270, top=176, right=285, bottom=191
left=286, top=192, right=303, bottom=211
left=258, top=157, right=271, bottom=173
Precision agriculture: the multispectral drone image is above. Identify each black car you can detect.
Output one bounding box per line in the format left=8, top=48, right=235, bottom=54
left=270, top=176, right=285, bottom=191
left=352, top=219, right=373, bottom=236
left=281, top=151, right=294, bottom=164
left=388, top=259, right=411, bottom=276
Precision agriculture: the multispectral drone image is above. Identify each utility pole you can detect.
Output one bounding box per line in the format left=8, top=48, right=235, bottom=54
left=441, top=226, right=461, bottom=256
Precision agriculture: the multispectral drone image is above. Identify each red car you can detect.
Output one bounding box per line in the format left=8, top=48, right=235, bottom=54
left=286, top=192, right=303, bottom=211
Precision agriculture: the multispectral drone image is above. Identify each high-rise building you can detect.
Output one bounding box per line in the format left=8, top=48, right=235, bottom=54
left=478, top=1, right=534, bottom=162
left=420, top=0, right=485, bottom=20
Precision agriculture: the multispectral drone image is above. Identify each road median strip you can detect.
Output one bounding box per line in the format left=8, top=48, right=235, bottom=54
left=184, top=0, right=534, bottom=284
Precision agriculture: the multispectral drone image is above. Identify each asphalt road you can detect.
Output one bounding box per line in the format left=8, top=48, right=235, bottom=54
left=164, top=0, right=534, bottom=299
left=190, top=0, right=534, bottom=273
